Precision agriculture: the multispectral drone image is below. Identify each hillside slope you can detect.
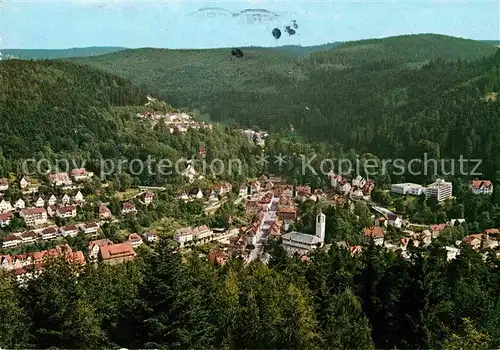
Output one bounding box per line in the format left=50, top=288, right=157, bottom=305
left=73, top=34, right=500, bottom=174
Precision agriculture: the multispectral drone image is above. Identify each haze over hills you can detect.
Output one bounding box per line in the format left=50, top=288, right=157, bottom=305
left=1, top=47, right=127, bottom=60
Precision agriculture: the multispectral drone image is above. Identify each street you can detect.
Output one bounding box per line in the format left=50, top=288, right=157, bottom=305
left=247, top=196, right=278, bottom=263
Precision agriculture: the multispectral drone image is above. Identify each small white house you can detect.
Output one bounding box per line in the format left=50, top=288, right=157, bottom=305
left=239, top=186, right=248, bottom=197
left=61, top=194, right=71, bottom=205
left=387, top=214, right=403, bottom=229
left=0, top=200, right=13, bottom=213
left=73, top=191, right=84, bottom=203
left=35, top=197, right=45, bottom=208
left=14, top=198, right=25, bottom=210
left=48, top=195, right=57, bottom=206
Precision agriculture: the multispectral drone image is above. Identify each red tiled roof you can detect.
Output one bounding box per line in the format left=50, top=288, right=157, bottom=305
left=0, top=212, right=12, bottom=221
left=363, top=226, right=384, bottom=238
left=128, top=233, right=142, bottom=242
left=3, top=234, right=19, bottom=242
left=122, top=202, right=136, bottom=210
left=430, top=224, right=447, bottom=232
left=100, top=242, right=136, bottom=260
left=71, top=168, right=87, bottom=176
left=89, top=238, right=113, bottom=247
left=21, top=207, right=46, bottom=215
left=485, top=228, right=500, bottom=235
left=472, top=180, right=492, bottom=189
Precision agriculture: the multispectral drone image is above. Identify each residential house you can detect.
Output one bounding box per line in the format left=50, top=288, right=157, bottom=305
left=239, top=185, right=248, bottom=197
left=207, top=250, right=226, bottom=265
left=363, top=180, right=375, bottom=195
left=274, top=184, right=293, bottom=197
left=295, top=185, right=311, bottom=197
left=143, top=192, right=154, bottom=205
left=47, top=205, right=57, bottom=217
left=99, top=205, right=111, bottom=219
left=363, top=227, right=385, bottom=246
left=127, top=233, right=143, bottom=248
left=20, top=231, right=37, bottom=245
left=48, top=195, right=57, bottom=206
left=350, top=188, right=364, bottom=199
left=121, top=202, right=137, bottom=215
left=387, top=214, right=403, bottom=229
left=349, top=245, right=363, bottom=256
left=3, top=235, right=21, bottom=249
left=463, top=234, right=483, bottom=250
left=143, top=231, right=159, bottom=243
left=173, top=227, right=193, bottom=247
left=192, top=225, right=213, bottom=243
left=40, top=227, right=58, bottom=240
left=99, top=242, right=136, bottom=265
left=88, top=239, right=113, bottom=261
left=61, top=194, right=71, bottom=205
left=35, top=197, right=45, bottom=208
left=0, top=212, right=12, bottom=227
left=177, top=191, right=189, bottom=201
left=278, top=207, right=297, bottom=221
left=73, top=191, right=84, bottom=204
left=71, top=168, right=93, bottom=182
left=445, top=246, right=460, bottom=261
left=48, top=172, right=72, bottom=187
left=250, top=181, right=261, bottom=194
left=338, top=179, right=352, bottom=195
left=430, top=223, right=447, bottom=238
left=59, top=225, right=78, bottom=238
left=56, top=205, right=77, bottom=219
left=0, top=199, right=13, bottom=213
left=214, top=182, right=232, bottom=195
left=20, top=207, right=47, bottom=227
left=0, top=178, right=9, bottom=192
left=80, top=222, right=99, bottom=235
left=277, top=195, right=293, bottom=209
left=246, top=200, right=262, bottom=216
left=352, top=175, right=366, bottom=188
left=14, top=198, right=25, bottom=210
left=190, top=188, right=204, bottom=200
left=471, top=179, right=493, bottom=195
left=19, top=176, right=30, bottom=189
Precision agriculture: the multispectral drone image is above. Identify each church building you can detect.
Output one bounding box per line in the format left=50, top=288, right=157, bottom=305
left=281, top=211, right=326, bottom=255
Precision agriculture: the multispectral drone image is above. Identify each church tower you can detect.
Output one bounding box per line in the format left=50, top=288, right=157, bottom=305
left=316, top=211, right=326, bottom=244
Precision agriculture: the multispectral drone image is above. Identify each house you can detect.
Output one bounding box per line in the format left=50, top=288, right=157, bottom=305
left=20, top=207, right=47, bottom=227
left=3, top=235, right=21, bottom=249
left=278, top=207, right=297, bottom=221
left=40, top=227, right=58, bottom=240
left=143, top=191, right=154, bottom=205
left=56, top=205, right=77, bottom=219
left=278, top=195, right=293, bottom=209
left=239, top=185, right=248, bottom=197
left=59, top=225, right=78, bottom=238
left=71, top=168, right=93, bottom=181
left=207, top=250, right=226, bottom=265
left=246, top=200, right=262, bottom=216
left=387, top=214, right=403, bottom=229
left=445, top=246, right=460, bottom=261
left=363, top=227, right=385, bottom=245
left=35, top=197, right=45, bottom=208
left=0, top=212, right=12, bottom=227
left=190, top=188, right=204, bottom=200
left=295, top=185, right=311, bottom=197
left=61, top=194, right=71, bottom=205
left=73, top=191, right=84, bottom=204
left=463, top=234, right=483, bottom=250
left=121, top=202, right=137, bottom=215
left=0, top=199, right=13, bottom=213
left=0, top=178, right=9, bottom=192
left=430, top=223, right=447, bottom=238
left=48, top=195, right=57, bottom=206
left=213, top=182, right=232, bottom=195
left=14, top=198, right=25, bottom=210
left=19, top=176, right=30, bottom=189
left=47, top=205, right=57, bottom=217
left=88, top=239, right=113, bottom=261
left=20, top=231, right=37, bottom=244
left=48, top=172, right=72, bottom=186
left=99, top=204, right=111, bottom=219
left=177, top=191, right=189, bottom=201
left=250, top=181, right=261, bottom=194
left=192, top=225, right=213, bottom=242
left=99, top=242, right=136, bottom=265
left=349, top=245, right=363, bottom=256
left=127, top=233, right=143, bottom=248
left=143, top=231, right=159, bottom=243
left=471, top=179, right=493, bottom=195
left=352, top=175, right=366, bottom=188
left=363, top=180, right=375, bottom=195
left=338, top=179, right=352, bottom=194
left=350, top=188, right=364, bottom=199
left=173, top=227, right=194, bottom=247
left=81, top=222, right=99, bottom=235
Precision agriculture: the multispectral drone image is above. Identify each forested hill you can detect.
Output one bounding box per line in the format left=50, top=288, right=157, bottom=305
left=73, top=34, right=500, bottom=176
left=2, top=47, right=126, bottom=60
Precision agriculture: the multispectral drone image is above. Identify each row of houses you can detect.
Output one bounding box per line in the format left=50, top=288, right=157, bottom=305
left=0, top=191, right=85, bottom=214
left=2, top=221, right=100, bottom=249
left=172, top=225, right=238, bottom=248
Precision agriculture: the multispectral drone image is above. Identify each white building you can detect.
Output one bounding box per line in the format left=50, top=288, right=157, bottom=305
left=426, top=179, right=453, bottom=202
left=14, top=198, right=25, bottom=210
left=391, top=183, right=425, bottom=196
left=20, top=207, right=48, bottom=227
left=48, top=195, right=57, bottom=206
left=0, top=178, right=8, bottom=192
left=281, top=212, right=325, bottom=255
left=35, top=197, right=45, bottom=208
left=0, top=200, right=13, bottom=213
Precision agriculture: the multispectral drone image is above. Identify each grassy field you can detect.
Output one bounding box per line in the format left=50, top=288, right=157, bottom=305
left=114, top=188, right=140, bottom=200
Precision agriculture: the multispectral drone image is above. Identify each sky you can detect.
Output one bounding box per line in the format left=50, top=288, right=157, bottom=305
left=1, top=0, right=499, bottom=49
